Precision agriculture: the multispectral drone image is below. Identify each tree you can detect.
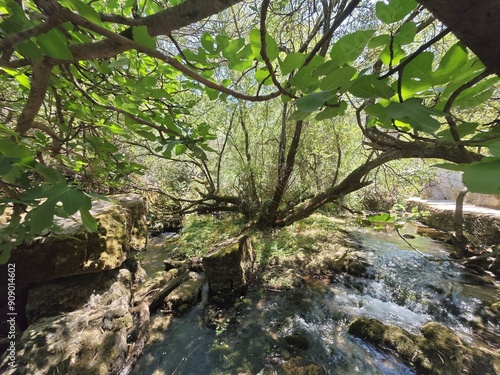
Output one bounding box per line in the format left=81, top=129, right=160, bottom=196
left=0, top=0, right=499, bottom=261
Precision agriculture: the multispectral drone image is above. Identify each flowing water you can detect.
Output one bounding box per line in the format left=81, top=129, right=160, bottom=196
left=131, top=229, right=499, bottom=375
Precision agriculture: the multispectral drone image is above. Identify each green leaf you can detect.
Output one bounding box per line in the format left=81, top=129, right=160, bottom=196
left=80, top=208, right=98, bottom=232
left=295, top=91, right=331, bottom=112
left=0, top=137, right=32, bottom=158
left=132, top=26, right=156, bottom=50
left=0, top=247, right=12, bottom=265
left=315, top=101, right=348, bottom=120
left=26, top=199, right=56, bottom=234
left=368, top=34, right=390, bottom=49
left=37, top=29, right=73, bottom=60
left=279, top=52, right=307, bottom=75
left=368, top=213, right=394, bottom=222
left=436, top=122, right=479, bottom=141
left=349, top=75, right=395, bottom=99
left=452, top=77, right=498, bottom=109
left=175, top=143, right=188, bottom=155
left=59, top=188, right=87, bottom=216
left=433, top=42, right=468, bottom=83
left=67, top=0, right=102, bottom=25
left=255, top=68, right=273, bottom=84
left=289, top=56, right=324, bottom=92
left=485, top=139, right=500, bottom=157
left=227, top=44, right=254, bottom=71
left=205, top=87, right=219, bottom=100
left=330, top=30, right=375, bottom=67
left=462, top=158, right=500, bottom=194
left=222, top=38, right=245, bottom=59
left=201, top=32, right=216, bottom=53
left=249, top=29, right=279, bottom=62
left=108, top=58, right=130, bottom=68
left=1, top=67, right=31, bottom=88
left=401, top=52, right=435, bottom=96
left=380, top=43, right=406, bottom=66
left=319, top=66, right=357, bottom=92
left=375, top=0, right=417, bottom=24
left=384, top=98, right=444, bottom=133
left=394, top=22, right=417, bottom=45
left=288, top=110, right=311, bottom=121
left=365, top=103, right=392, bottom=128
left=35, top=164, right=66, bottom=183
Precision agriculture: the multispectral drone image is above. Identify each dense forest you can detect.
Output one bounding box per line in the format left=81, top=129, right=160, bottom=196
left=0, top=0, right=499, bottom=262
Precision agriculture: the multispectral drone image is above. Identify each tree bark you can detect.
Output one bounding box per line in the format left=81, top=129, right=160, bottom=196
left=415, top=0, right=500, bottom=76
left=281, top=142, right=481, bottom=226
left=263, top=120, right=304, bottom=225
left=452, top=188, right=469, bottom=256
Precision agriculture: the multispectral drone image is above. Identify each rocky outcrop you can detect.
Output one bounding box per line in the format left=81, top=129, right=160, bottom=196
left=7, top=194, right=148, bottom=288
left=348, top=317, right=500, bottom=375
left=203, top=235, right=254, bottom=298
left=0, top=269, right=134, bottom=375
left=25, top=269, right=121, bottom=324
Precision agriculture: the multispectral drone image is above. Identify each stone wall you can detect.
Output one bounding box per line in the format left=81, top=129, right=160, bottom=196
left=423, top=169, right=500, bottom=209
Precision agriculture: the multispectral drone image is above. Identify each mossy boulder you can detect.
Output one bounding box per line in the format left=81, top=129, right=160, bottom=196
left=348, top=317, right=500, bottom=375
left=6, top=194, right=147, bottom=288
left=203, top=235, right=254, bottom=297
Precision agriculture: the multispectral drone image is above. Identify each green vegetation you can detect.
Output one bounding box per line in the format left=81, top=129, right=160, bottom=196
left=161, top=212, right=361, bottom=289
left=1, top=0, right=499, bottom=262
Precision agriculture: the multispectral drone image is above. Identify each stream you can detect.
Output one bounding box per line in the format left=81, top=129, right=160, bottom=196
left=131, top=229, right=499, bottom=375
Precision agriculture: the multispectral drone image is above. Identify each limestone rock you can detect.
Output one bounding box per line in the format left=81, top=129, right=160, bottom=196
left=202, top=236, right=254, bottom=297
left=348, top=317, right=500, bottom=375
left=25, top=269, right=120, bottom=324
left=7, top=194, right=147, bottom=288
left=0, top=269, right=134, bottom=375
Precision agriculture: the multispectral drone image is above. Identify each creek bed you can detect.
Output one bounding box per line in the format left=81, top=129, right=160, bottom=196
left=131, top=229, right=499, bottom=374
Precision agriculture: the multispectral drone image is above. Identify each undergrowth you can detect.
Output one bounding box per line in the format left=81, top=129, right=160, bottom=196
left=154, top=213, right=358, bottom=289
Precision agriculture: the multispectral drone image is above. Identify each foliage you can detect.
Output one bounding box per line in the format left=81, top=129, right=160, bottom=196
left=0, top=0, right=499, bottom=261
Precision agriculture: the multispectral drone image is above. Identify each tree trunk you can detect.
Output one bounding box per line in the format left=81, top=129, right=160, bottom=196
left=261, top=120, right=304, bottom=225
left=451, top=188, right=469, bottom=256
left=415, top=0, right=500, bottom=76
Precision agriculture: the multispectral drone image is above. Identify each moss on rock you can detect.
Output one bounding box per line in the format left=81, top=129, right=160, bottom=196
left=348, top=317, right=500, bottom=375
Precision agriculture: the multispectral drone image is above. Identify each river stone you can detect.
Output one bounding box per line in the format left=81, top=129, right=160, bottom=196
left=0, top=269, right=133, bottom=375
left=278, top=356, right=326, bottom=375
left=5, top=194, right=147, bottom=288
left=348, top=317, right=500, bottom=375
left=284, top=333, right=310, bottom=351
left=203, top=235, right=254, bottom=297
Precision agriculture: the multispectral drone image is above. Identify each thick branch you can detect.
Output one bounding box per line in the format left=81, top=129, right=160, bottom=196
left=282, top=142, right=481, bottom=226
left=265, top=120, right=304, bottom=222
left=16, top=61, right=53, bottom=135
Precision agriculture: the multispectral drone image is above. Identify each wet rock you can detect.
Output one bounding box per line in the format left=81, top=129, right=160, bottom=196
left=284, top=333, right=310, bottom=351
left=346, top=261, right=367, bottom=277
left=163, top=272, right=204, bottom=315
left=203, top=235, right=254, bottom=298
left=348, top=317, right=500, bottom=375
left=0, top=269, right=134, bottom=375
left=163, top=258, right=186, bottom=271
left=279, top=356, right=326, bottom=375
